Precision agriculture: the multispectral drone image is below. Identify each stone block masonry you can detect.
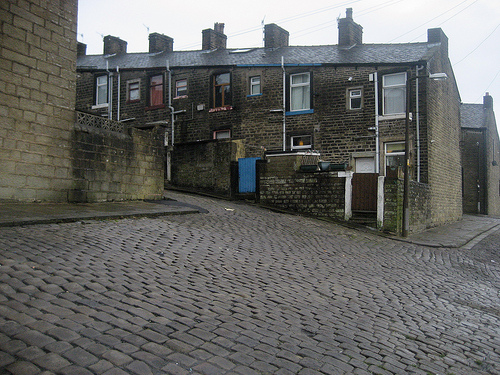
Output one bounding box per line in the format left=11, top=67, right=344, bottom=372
left=0, top=0, right=78, bottom=202
left=70, top=121, right=165, bottom=202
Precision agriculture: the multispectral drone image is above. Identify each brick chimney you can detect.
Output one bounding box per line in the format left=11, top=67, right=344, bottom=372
left=338, top=8, right=362, bottom=47
left=427, top=28, right=448, bottom=56
left=202, top=22, right=227, bottom=50
left=103, top=35, right=127, bottom=55
left=484, top=92, right=493, bottom=110
left=149, top=33, right=174, bottom=53
left=264, top=24, right=289, bottom=49
left=77, top=41, right=87, bottom=56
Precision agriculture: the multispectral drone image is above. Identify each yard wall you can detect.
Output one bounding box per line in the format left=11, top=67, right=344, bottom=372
left=383, top=178, right=431, bottom=235
left=70, top=118, right=165, bottom=202
left=171, top=139, right=246, bottom=196
left=259, top=155, right=346, bottom=220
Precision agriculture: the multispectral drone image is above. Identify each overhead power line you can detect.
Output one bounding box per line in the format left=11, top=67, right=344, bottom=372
left=454, top=23, right=500, bottom=66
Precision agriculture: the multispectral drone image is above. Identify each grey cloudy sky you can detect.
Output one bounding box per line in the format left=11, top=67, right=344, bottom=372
left=77, top=0, right=500, bottom=128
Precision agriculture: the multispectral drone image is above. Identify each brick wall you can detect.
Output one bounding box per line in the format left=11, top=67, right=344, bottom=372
left=0, top=0, right=78, bottom=201
left=70, top=120, right=165, bottom=202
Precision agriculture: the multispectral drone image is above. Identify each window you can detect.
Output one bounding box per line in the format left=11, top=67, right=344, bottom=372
left=385, top=142, right=405, bottom=177
left=175, top=79, right=187, bottom=97
left=383, top=72, right=406, bottom=115
left=149, top=74, right=164, bottom=107
left=348, top=88, right=362, bottom=110
left=212, top=72, right=231, bottom=108
left=214, top=129, right=231, bottom=139
left=95, top=75, right=108, bottom=106
left=126, top=80, right=140, bottom=102
left=250, top=76, right=261, bottom=95
left=290, top=72, right=310, bottom=111
left=291, top=135, right=312, bottom=150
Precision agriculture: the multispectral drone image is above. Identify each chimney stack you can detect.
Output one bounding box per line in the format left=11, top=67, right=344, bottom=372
left=149, top=33, right=174, bottom=53
left=338, top=8, right=362, bottom=47
left=202, top=22, right=227, bottom=50
left=484, top=92, right=493, bottom=110
left=77, top=41, right=87, bottom=56
left=264, top=24, right=289, bottom=49
left=427, top=28, right=448, bottom=56
left=103, top=35, right=127, bottom=55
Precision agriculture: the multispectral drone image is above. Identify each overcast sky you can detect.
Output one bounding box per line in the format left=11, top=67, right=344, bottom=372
left=77, top=0, right=500, bottom=129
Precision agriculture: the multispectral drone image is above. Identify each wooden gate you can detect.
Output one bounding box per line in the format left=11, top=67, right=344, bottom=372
left=238, top=157, right=261, bottom=193
left=352, top=173, right=378, bottom=212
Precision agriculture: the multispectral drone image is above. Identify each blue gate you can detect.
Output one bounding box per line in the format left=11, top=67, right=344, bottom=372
left=238, top=157, right=261, bottom=193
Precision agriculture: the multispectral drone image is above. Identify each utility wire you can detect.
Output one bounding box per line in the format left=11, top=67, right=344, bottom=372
left=474, top=68, right=500, bottom=103
left=453, top=23, right=500, bottom=66
left=408, top=0, right=479, bottom=42
left=389, top=0, right=471, bottom=42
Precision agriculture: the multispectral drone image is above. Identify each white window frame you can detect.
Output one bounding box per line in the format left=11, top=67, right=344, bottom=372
left=214, top=129, right=231, bottom=139
left=382, top=72, right=406, bottom=115
left=250, top=76, right=261, bottom=95
left=126, top=79, right=140, bottom=102
left=94, top=75, right=108, bottom=108
left=175, top=79, right=188, bottom=97
left=384, top=141, right=405, bottom=176
left=291, top=135, right=312, bottom=150
left=290, top=72, right=311, bottom=112
left=348, top=88, right=362, bottom=110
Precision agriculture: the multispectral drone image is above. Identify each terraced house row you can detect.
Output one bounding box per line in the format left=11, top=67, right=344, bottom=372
left=75, top=9, right=468, bottom=233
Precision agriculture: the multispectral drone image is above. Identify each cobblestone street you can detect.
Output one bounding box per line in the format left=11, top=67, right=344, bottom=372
left=1, top=192, right=499, bottom=375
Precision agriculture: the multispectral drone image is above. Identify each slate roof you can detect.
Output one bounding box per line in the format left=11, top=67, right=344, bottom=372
left=461, top=103, right=486, bottom=129
left=77, top=42, right=442, bottom=70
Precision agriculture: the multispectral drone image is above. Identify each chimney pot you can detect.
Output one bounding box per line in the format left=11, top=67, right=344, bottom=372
left=338, top=8, right=362, bottom=47
left=77, top=42, right=87, bottom=56
left=202, top=22, right=227, bottom=50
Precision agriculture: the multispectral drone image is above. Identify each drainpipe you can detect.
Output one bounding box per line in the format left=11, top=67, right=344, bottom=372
left=167, top=60, right=174, bottom=145
left=282, top=56, right=286, bottom=151
left=117, top=66, right=120, bottom=122
left=374, top=72, right=380, bottom=174
left=106, top=60, right=113, bottom=120
left=415, top=65, right=424, bottom=182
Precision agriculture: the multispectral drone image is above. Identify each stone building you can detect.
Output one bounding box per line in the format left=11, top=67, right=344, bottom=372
left=461, top=93, right=500, bottom=215
left=76, top=9, right=463, bottom=230
left=0, top=0, right=78, bottom=201
left=0, top=0, right=165, bottom=203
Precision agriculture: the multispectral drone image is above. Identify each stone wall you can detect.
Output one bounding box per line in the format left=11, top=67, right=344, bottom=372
left=259, top=155, right=346, bottom=220
left=70, top=116, right=165, bottom=202
left=171, top=139, right=245, bottom=196
left=0, top=0, right=78, bottom=201
left=383, top=178, right=431, bottom=235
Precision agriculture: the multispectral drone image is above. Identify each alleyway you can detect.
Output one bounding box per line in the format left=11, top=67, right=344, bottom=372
left=1, top=192, right=499, bottom=374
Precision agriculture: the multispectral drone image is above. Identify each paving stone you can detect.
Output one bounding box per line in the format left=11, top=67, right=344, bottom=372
left=0, top=350, right=16, bottom=367
left=102, top=349, right=133, bottom=366
left=32, top=352, right=72, bottom=371
left=63, top=346, right=99, bottom=367
left=59, top=365, right=94, bottom=375
left=6, top=360, right=41, bottom=375
left=126, top=360, right=154, bottom=375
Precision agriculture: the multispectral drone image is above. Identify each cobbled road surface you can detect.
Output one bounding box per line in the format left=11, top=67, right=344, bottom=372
left=1, top=192, right=499, bottom=375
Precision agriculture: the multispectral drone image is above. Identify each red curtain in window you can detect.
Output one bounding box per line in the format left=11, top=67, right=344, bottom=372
left=150, top=75, right=163, bottom=106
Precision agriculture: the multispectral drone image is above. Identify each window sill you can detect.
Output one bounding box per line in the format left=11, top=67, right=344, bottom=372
left=145, top=104, right=166, bottom=111
left=247, top=93, right=262, bottom=98
left=379, top=113, right=405, bottom=121
left=92, top=103, right=109, bottom=109
left=209, top=105, right=233, bottom=113
left=174, top=95, right=188, bottom=100
left=286, top=109, right=314, bottom=116
left=126, top=99, right=140, bottom=104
